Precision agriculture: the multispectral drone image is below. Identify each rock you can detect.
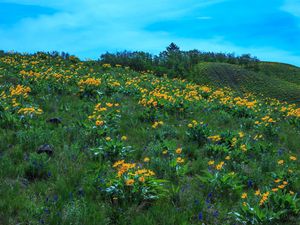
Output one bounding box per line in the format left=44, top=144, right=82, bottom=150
left=37, top=144, right=54, bottom=156
left=20, top=178, right=29, bottom=188
left=46, top=117, right=62, bottom=124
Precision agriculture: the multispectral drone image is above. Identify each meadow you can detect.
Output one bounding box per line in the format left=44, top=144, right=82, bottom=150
left=0, top=52, right=299, bottom=225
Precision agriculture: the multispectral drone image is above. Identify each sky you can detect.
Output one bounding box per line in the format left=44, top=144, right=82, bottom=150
left=0, top=0, right=300, bottom=66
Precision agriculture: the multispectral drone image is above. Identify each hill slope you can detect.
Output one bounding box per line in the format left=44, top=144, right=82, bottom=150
left=190, top=62, right=300, bottom=104
left=0, top=53, right=300, bottom=225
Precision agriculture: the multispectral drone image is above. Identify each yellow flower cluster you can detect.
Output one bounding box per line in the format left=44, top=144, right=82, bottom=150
left=88, top=102, right=120, bottom=126
left=17, top=107, right=43, bottom=115
left=152, top=121, right=163, bottom=128
left=10, top=85, right=31, bottom=98
left=259, top=191, right=270, bottom=206
left=187, top=120, right=203, bottom=128
left=109, top=81, right=121, bottom=87
left=20, top=70, right=41, bottom=80
left=255, top=115, right=276, bottom=126
left=211, top=90, right=225, bottom=99
left=176, top=157, right=185, bottom=164
left=113, top=160, right=155, bottom=186
left=272, top=179, right=288, bottom=192
left=78, top=77, right=101, bottom=87
left=231, top=137, right=237, bottom=147
left=200, top=86, right=211, bottom=93
left=113, top=160, right=136, bottom=177
left=292, top=108, right=300, bottom=117
left=134, top=168, right=155, bottom=177
left=102, top=63, right=111, bottom=68
left=208, top=135, right=222, bottom=142
left=233, top=97, right=257, bottom=109
left=286, top=107, right=300, bottom=118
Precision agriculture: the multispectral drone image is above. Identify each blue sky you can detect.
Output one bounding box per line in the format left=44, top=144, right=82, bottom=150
left=0, top=0, right=300, bottom=66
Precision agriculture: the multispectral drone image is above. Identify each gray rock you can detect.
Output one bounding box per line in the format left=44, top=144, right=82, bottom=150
left=37, top=144, right=54, bottom=156
left=46, top=117, right=62, bottom=124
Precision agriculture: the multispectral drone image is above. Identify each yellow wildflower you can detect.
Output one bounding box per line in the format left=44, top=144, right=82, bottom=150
left=144, top=157, right=150, bottom=163
left=95, top=120, right=104, bottom=126
left=278, top=160, right=284, bottom=165
left=215, top=161, right=224, bottom=170
left=113, top=160, right=125, bottom=168
left=259, top=191, right=270, bottom=206
left=125, top=179, right=134, bottom=186
left=240, top=144, right=247, bottom=152
left=208, top=160, right=215, bottom=165
left=175, top=148, right=182, bottom=154
left=176, top=157, right=185, bottom=164
left=138, top=176, right=145, bottom=183
left=208, top=135, right=221, bottom=142
left=241, top=193, right=247, bottom=199
left=239, top=132, right=244, bottom=138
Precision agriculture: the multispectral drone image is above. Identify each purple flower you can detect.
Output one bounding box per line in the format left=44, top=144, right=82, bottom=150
left=278, top=148, right=284, bottom=156
left=78, top=188, right=84, bottom=197
left=53, top=195, right=58, bottom=202
left=44, top=208, right=50, bottom=214
left=247, top=180, right=253, bottom=188
left=198, top=212, right=203, bottom=220
left=213, top=210, right=219, bottom=217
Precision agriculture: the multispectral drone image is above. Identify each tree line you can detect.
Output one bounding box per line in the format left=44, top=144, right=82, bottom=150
left=99, top=43, right=260, bottom=77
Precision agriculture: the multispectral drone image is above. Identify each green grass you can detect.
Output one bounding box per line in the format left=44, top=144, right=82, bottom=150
left=0, top=53, right=300, bottom=225
left=191, top=62, right=300, bottom=104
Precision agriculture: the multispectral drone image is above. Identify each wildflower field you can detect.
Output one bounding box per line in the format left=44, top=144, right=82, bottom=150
left=0, top=52, right=300, bottom=225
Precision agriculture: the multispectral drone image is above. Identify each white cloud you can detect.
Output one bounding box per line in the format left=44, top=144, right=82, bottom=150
left=0, top=0, right=299, bottom=66
left=0, top=0, right=224, bottom=53
left=281, top=0, right=300, bottom=17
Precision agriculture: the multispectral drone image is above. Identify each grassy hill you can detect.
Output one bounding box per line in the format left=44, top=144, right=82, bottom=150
left=0, top=53, right=300, bottom=225
left=190, top=62, right=300, bottom=104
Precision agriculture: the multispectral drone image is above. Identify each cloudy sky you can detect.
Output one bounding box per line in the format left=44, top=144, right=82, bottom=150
left=0, top=0, right=299, bottom=66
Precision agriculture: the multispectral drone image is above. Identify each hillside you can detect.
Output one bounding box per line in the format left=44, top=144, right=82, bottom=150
left=191, top=62, right=300, bottom=104
left=0, top=53, right=300, bottom=225
left=98, top=45, right=300, bottom=105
